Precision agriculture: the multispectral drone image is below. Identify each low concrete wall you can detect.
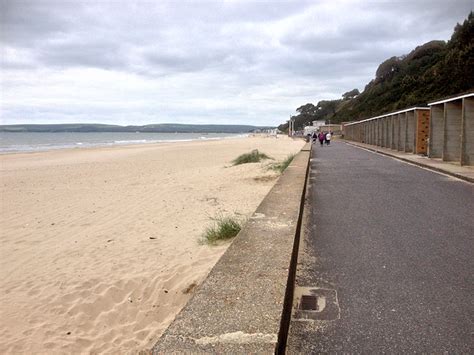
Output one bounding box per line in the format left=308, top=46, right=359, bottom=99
left=152, top=144, right=311, bottom=353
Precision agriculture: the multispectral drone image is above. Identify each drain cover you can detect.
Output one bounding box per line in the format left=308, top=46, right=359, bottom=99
left=293, top=287, right=340, bottom=321
left=300, top=295, right=318, bottom=311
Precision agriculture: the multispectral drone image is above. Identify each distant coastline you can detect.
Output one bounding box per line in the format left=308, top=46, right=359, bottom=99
left=0, top=131, right=248, bottom=153
left=0, top=123, right=273, bottom=134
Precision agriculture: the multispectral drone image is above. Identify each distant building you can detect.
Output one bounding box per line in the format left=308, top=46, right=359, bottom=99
left=253, top=128, right=279, bottom=136
left=319, top=124, right=342, bottom=135
left=265, top=128, right=278, bottom=135
left=312, top=120, right=326, bottom=129
left=303, top=120, right=327, bottom=135
left=304, top=126, right=318, bottom=136
left=305, top=121, right=342, bottom=135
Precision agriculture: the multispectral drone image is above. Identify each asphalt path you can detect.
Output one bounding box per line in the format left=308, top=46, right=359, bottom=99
left=287, top=141, right=474, bottom=353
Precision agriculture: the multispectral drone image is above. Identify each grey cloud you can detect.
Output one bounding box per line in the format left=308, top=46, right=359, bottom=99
left=1, top=0, right=473, bottom=126
left=37, top=40, right=128, bottom=70
left=281, top=1, right=472, bottom=54
left=144, top=50, right=225, bottom=73
left=1, top=0, right=82, bottom=46
left=275, top=1, right=471, bottom=83
left=141, top=41, right=262, bottom=76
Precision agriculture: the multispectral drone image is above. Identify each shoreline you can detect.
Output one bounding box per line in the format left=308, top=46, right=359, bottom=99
left=0, top=135, right=304, bottom=353
left=0, top=132, right=251, bottom=155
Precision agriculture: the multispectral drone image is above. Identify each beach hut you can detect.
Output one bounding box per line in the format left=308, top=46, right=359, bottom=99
left=428, top=92, right=474, bottom=165
left=344, top=107, right=430, bottom=154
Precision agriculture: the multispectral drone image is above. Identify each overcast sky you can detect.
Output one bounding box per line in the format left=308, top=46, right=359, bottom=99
left=1, top=0, right=472, bottom=126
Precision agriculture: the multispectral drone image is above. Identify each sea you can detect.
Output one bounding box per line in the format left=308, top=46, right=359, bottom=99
left=0, top=132, right=246, bottom=153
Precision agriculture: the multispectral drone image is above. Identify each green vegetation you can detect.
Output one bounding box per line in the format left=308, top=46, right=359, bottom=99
left=232, top=149, right=272, bottom=165
left=271, top=154, right=296, bottom=173
left=201, top=216, right=242, bottom=245
left=279, top=12, right=474, bottom=131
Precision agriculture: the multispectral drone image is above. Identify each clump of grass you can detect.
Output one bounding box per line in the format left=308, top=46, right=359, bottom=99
left=232, top=149, right=272, bottom=165
left=270, top=154, right=296, bottom=173
left=201, top=216, right=242, bottom=245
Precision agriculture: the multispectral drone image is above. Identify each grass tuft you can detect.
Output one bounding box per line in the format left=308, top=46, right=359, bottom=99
left=201, top=216, right=242, bottom=245
left=232, top=149, right=272, bottom=165
left=270, top=154, right=296, bottom=173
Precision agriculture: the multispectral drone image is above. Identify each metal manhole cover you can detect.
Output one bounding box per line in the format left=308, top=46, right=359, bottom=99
left=293, top=287, right=340, bottom=321
left=300, top=295, right=318, bottom=311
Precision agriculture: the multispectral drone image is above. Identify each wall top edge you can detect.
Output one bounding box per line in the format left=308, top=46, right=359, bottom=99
left=428, top=93, right=474, bottom=106
left=345, top=107, right=430, bottom=126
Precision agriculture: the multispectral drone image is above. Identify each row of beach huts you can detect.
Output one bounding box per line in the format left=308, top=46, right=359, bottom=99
left=343, top=92, right=474, bottom=166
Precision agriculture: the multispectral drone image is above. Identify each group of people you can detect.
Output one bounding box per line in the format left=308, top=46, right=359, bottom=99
left=311, top=131, right=332, bottom=146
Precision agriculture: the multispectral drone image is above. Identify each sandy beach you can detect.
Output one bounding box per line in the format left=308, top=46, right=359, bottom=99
left=0, top=135, right=304, bottom=354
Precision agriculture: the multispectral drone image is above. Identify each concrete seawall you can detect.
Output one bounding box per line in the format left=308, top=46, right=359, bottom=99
left=152, top=142, right=311, bottom=353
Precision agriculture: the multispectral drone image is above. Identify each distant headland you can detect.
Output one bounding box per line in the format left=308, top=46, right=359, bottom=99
left=0, top=123, right=274, bottom=134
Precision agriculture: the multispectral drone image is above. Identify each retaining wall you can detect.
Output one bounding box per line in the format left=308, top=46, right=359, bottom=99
left=152, top=144, right=311, bottom=353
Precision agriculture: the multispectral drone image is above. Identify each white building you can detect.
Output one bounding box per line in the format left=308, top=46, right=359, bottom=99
left=304, top=120, right=326, bottom=135
left=312, top=120, right=326, bottom=129
left=303, top=126, right=317, bottom=136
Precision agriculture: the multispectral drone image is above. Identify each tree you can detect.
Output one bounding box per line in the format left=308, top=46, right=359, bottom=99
left=316, top=100, right=339, bottom=117
left=296, top=103, right=318, bottom=116
left=342, top=89, right=360, bottom=100
left=375, top=56, right=401, bottom=80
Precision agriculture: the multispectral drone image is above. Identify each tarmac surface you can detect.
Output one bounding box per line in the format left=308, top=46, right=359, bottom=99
left=345, top=140, right=474, bottom=183
left=287, top=141, right=474, bottom=353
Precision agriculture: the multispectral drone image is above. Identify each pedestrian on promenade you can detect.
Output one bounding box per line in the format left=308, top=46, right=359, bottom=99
left=318, top=131, right=325, bottom=147
left=311, top=131, right=318, bottom=144
left=326, top=131, right=332, bottom=145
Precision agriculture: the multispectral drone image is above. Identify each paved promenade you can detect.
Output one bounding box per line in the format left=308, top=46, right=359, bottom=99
left=346, top=140, right=474, bottom=183
left=287, top=141, right=474, bottom=353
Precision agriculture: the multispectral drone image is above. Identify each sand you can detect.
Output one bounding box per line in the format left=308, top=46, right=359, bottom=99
left=0, top=135, right=304, bottom=354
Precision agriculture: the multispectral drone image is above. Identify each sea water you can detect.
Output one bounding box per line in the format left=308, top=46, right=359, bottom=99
left=0, top=132, right=245, bottom=153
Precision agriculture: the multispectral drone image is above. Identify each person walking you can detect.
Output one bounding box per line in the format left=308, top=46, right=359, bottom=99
left=311, top=131, right=318, bottom=144
left=326, top=131, right=332, bottom=145
left=318, top=131, right=325, bottom=147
